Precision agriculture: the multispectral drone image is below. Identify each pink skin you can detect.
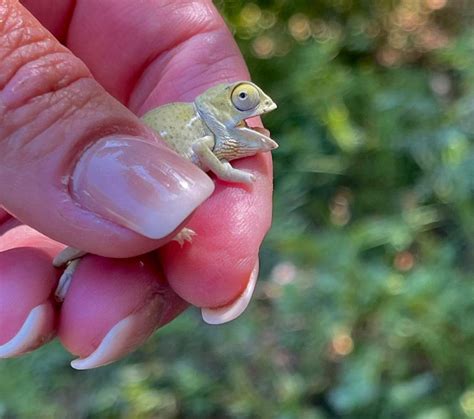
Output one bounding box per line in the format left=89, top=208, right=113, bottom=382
left=0, top=0, right=272, bottom=364
left=0, top=240, right=57, bottom=345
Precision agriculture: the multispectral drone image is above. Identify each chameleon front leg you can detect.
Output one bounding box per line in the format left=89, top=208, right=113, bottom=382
left=192, top=136, right=255, bottom=184
left=173, top=227, right=196, bottom=245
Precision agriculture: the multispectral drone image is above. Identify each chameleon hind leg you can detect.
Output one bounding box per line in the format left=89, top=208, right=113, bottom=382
left=53, top=248, right=86, bottom=302
left=55, top=259, right=80, bottom=301
left=53, top=247, right=86, bottom=268
left=53, top=228, right=195, bottom=301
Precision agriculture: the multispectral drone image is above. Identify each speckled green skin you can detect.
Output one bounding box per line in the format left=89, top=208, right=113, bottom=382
left=142, top=103, right=210, bottom=167
left=141, top=81, right=278, bottom=181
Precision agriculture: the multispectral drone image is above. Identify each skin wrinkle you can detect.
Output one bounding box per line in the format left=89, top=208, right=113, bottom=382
left=0, top=1, right=8, bottom=24
left=0, top=37, right=54, bottom=75
left=0, top=5, right=95, bottom=159
left=0, top=10, right=66, bottom=87
left=0, top=38, right=59, bottom=90
left=2, top=78, right=80, bottom=146
left=0, top=77, right=98, bottom=160
left=1, top=51, right=90, bottom=110
left=0, top=1, right=20, bottom=40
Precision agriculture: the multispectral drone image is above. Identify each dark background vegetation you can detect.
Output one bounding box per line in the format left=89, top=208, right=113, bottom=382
left=1, top=0, right=473, bottom=417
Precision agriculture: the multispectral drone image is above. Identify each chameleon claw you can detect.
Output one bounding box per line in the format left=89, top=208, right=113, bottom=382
left=172, top=228, right=196, bottom=246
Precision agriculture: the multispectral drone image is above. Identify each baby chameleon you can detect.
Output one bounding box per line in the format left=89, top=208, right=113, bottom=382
left=53, top=81, right=278, bottom=300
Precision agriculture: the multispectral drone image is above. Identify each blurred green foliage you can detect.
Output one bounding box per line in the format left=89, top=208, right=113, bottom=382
left=2, top=0, right=474, bottom=417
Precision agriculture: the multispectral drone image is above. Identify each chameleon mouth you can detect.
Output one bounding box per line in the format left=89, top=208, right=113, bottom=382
left=238, top=119, right=272, bottom=136
left=237, top=119, right=264, bottom=130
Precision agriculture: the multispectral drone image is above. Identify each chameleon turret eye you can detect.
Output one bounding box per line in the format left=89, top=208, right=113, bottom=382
left=231, top=83, right=260, bottom=111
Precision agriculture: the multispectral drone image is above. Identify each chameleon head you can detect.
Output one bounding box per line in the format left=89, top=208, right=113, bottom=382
left=229, top=81, right=277, bottom=118
left=195, top=81, right=277, bottom=129
left=195, top=81, right=278, bottom=159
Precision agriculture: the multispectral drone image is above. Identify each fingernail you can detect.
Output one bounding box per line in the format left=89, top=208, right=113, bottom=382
left=201, top=260, right=259, bottom=325
left=71, top=295, right=163, bottom=370
left=0, top=304, right=54, bottom=358
left=71, top=136, right=214, bottom=239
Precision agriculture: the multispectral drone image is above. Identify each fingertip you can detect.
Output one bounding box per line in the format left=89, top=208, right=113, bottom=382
left=0, top=246, right=58, bottom=356
left=201, top=259, right=259, bottom=325
left=0, top=303, right=55, bottom=358
left=58, top=254, right=186, bottom=368
left=70, top=296, right=163, bottom=370
left=161, top=153, right=272, bottom=309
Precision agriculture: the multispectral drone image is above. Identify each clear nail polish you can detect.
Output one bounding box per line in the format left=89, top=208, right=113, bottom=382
left=71, top=136, right=214, bottom=239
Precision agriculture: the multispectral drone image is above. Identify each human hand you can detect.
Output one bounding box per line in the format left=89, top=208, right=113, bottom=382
left=0, top=0, right=273, bottom=369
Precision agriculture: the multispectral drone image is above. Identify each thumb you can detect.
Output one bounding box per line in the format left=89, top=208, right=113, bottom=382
left=0, top=1, right=214, bottom=257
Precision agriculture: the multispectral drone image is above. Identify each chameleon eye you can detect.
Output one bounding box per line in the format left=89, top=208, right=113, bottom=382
left=231, top=83, right=260, bottom=111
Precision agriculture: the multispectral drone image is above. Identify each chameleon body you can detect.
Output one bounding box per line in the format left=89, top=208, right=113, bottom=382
left=141, top=81, right=277, bottom=184
left=53, top=81, right=278, bottom=300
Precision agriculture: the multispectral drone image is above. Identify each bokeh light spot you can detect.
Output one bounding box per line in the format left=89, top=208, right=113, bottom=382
left=252, top=35, right=275, bottom=58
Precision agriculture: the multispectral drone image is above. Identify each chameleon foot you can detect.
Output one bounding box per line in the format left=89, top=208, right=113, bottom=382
left=53, top=247, right=85, bottom=302
left=53, top=247, right=87, bottom=268
left=55, top=259, right=81, bottom=302
left=172, top=228, right=196, bottom=246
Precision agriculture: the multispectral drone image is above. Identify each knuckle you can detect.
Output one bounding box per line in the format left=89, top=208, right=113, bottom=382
left=0, top=77, right=100, bottom=165
left=0, top=0, right=97, bottom=158
left=0, top=2, right=91, bottom=107
left=1, top=50, right=91, bottom=110
left=0, top=1, right=62, bottom=90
